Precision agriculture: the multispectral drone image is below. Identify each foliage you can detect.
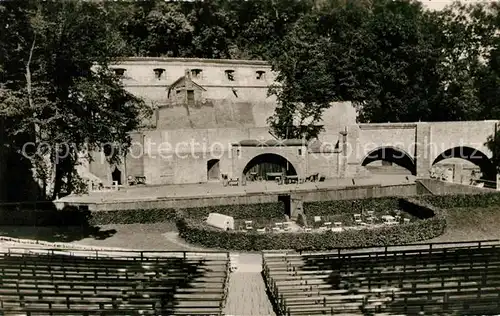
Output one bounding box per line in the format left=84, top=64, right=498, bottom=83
left=0, top=1, right=151, bottom=200
left=5, top=0, right=500, bottom=199
left=303, top=197, right=400, bottom=216
left=176, top=198, right=446, bottom=251
left=182, top=202, right=284, bottom=219
left=417, top=192, right=500, bottom=209
left=266, top=0, right=500, bottom=138
left=84, top=202, right=283, bottom=226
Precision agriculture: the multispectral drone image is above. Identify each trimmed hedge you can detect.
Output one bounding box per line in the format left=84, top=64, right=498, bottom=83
left=303, top=197, right=400, bottom=216
left=181, top=203, right=284, bottom=219
left=176, top=198, right=446, bottom=251
left=0, top=208, right=91, bottom=226
left=88, top=202, right=283, bottom=225
left=88, top=208, right=179, bottom=225
left=417, top=192, right=500, bottom=209
left=0, top=202, right=284, bottom=226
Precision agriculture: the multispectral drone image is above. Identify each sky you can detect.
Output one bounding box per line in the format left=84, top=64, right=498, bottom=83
left=420, top=0, right=496, bottom=10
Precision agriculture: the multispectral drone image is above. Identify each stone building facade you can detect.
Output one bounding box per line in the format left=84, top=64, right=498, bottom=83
left=87, top=57, right=357, bottom=186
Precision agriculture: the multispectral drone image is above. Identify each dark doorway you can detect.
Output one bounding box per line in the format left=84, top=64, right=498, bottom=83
left=187, top=90, right=195, bottom=106
left=207, top=159, right=220, bottom=180
left=243, top=153, right=297, bottom=180
left=278, top=194, right=291, bottom=217
left=111, top=167, right=122, bottom=185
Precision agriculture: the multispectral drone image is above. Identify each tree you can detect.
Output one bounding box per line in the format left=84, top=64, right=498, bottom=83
left=0, top=1, right=151, bottom=200
left=267, top=0, right=375, bottom=139
left=267, top=0, right=500, bottom=141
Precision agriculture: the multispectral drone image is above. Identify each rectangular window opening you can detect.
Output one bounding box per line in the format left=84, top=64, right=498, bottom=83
left=154, top=68, right=165, bottom=79
left=191, top=69, right=202, bottom=78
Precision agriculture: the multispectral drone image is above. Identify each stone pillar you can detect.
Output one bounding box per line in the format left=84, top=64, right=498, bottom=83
left=290, top=196, right=303, bottom=220
left=453, top=164, right=463, bottom=184
left=415, top=123, right=432, bottom=178
left=340, top=128, right=348, bottom=178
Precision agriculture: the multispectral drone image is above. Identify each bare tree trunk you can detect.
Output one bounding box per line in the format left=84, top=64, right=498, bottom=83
left=25, top=34, right=45, bottom=200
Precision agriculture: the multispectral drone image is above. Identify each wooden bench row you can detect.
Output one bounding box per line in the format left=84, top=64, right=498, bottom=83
left=262, top=245, right=500, bottom=315
left=0, top=250, right=231, bottom=316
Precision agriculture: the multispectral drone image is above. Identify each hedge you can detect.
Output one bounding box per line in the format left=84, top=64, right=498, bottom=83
left=0, top=202, right=285, bottom=226
left=176, top=198, right=446, bottom=251
left=180, top=203, right=284, bottom=219
left=417, top=192, right=500, bottom=209
left=303, top=197, right=400, bottom=216
left=89, top=202, right=283, bottom=225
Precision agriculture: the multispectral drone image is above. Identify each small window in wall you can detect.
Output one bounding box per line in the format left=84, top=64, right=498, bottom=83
left=191, top=69, right=202, bottom=79
left=153, top=68, right=165, bottom=79
left=256, top=70, right=266, bottom=80
left=187, top=90, right=195, bottom=106
left=113, top=68, right=126, bottom=78
left=298, top=148, right=302, bottom=156
left=103, top=144, right=114, bottom=157
left=225, top=69, right=235, bottom=81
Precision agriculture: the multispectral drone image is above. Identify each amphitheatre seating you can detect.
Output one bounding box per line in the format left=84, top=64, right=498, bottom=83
left=0, top=247, right=230, bottom=315
left=262, top=240, right=500, bottom=315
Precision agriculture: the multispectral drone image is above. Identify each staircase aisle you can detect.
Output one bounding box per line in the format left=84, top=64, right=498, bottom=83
left=223, top=254, right=276, bottom=316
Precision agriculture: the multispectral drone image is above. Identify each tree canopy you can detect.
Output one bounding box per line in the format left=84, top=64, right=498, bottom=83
left=3, top=0, right=500, bottom=199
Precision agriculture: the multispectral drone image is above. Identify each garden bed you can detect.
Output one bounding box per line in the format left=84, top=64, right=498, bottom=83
left=176, top=198, right=446, bottom=251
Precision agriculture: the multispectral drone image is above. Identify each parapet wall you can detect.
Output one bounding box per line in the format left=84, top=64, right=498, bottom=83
left=417, top=178, right=496, bottom=195
left=74, top=183, right=417, bottom=211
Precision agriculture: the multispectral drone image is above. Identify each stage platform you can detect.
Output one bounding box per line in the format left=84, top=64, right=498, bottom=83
left=56, top=174, right=415, bottom=206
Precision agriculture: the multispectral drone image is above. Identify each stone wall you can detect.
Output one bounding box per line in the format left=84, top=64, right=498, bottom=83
left=73, top=183, right=417, bottom=211
left=417, top=178, right=496, bottom=195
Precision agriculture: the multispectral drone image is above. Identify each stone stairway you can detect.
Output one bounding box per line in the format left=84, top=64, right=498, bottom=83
left=223, top=254, right=276, bottom=316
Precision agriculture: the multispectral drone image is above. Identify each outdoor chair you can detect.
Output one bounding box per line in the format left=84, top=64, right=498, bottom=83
left=244, top=220, right=253, bottom=230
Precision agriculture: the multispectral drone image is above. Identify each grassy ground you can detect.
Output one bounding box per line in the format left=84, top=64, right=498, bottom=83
left=430, top=207, right=500, bottom=243
left=0, top=222, right=183, bottom=250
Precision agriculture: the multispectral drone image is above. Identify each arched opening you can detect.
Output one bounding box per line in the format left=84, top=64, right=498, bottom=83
left=243, top=153, right=297, bottom=180
left=362, top=147, right=416, bottom=175
left=207, top=159, right=220, bottom=181
left=432, top=147, right=496, bottom=188
left=111, top=167, right=122, bottom=185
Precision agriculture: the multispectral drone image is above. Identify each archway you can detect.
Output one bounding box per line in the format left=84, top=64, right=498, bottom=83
left=243, top=153, right=297, bottom=180
left=111, top=167, right=122, bottom=185
left=432, top=146, right=496, bottom=188
left=207, top=159, right=220, bottom=180
left=361, top=146, right=416, bottom=175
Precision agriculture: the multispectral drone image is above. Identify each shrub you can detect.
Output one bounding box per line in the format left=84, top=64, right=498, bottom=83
left=417, top=192, right=500, bottom=209
left=0, top=201, right=285, bottom=227
left=182, top=203, right=284, bottom=219
left=88, top=208, right=179, bottom=225
left=176, top=198, right=446, bottom=251
left=303, top=197, right=400, bottom=217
